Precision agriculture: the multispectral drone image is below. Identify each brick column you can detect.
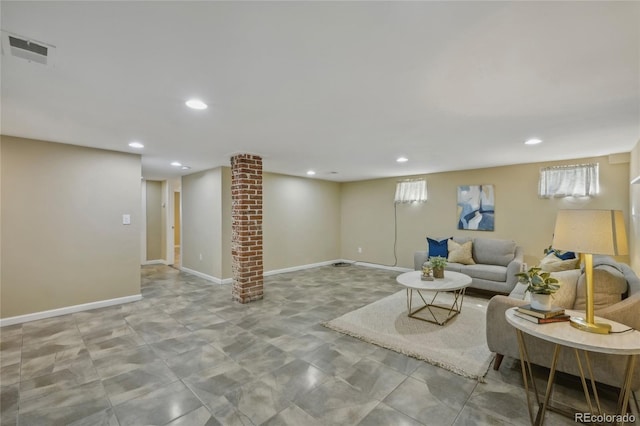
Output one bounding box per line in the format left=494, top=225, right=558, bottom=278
left=230, top=154, right=263, bottom=303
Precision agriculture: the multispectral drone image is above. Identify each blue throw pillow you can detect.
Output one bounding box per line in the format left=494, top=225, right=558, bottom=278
left=555, top=250, right=577, bottom=260
left=427, top=237, right=450, bottom=259
left=546, top=247, right=576, bottom=260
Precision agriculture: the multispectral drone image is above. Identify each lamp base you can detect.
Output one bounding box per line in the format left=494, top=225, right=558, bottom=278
left=570, top=317, right=611, bottom=334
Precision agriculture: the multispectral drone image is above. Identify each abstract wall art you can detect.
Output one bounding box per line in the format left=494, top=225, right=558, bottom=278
left=457, top=184, right=495, bottom=231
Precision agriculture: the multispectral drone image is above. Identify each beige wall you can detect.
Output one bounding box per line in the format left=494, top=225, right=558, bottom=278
left=630, top=141, right=640, bottom=273
left=1, top=136, right=141, bottom=318
left=263, top=171, right=341, bottom=272
left=182, top=167, right=341, bottom=280
left=341, top=155, right=630, bottom=269
left=181, top=168, right=223, bottom=277
left=174, top=192, right=181, bottom=244
left=145, top=180, right=163, bottom=260
left=221, top=167, right=232, bottom=278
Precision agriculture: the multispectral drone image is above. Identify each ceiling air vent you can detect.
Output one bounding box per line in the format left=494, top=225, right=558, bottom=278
left=1, top=31, right=55, bottom=66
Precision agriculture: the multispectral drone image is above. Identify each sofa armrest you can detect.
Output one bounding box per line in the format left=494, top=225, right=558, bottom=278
left=485, top=295, right=528, bottom=356
left=414, top=251, right=428, bottom=270
left=504, top=246, right=524, bottom=289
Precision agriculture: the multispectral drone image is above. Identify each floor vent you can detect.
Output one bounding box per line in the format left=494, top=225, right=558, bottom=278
left=332, top=262, right=352, bottom=267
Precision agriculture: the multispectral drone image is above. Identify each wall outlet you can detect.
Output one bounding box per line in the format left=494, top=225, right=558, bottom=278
left=357, top=247, right=362, bottom=254
left=122, top=214, right=131, bottom=225
left=521, top=263, right=528, bottom=272
left=199, top=253, right=203, bottom=261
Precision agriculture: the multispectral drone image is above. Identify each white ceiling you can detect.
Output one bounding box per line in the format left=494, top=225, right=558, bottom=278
left=1, top=1, right=639, bottom=181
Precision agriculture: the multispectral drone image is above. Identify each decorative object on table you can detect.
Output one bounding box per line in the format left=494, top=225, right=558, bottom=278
left=516, top=304, right=564, bottom=319
left=421, top=262, right=434, bottom=281
left=429, top=256, right=447, bottom=278
left=513, top=311, right=571, bottom=324
left=457, top=184, right=494, bottom=231
left=515, top=266, right=560, bottom=311
left=552, top=209, right=629, bottom=334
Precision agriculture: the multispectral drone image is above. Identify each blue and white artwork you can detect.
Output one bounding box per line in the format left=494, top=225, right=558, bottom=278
left=457, top=185, right=495, bottom=231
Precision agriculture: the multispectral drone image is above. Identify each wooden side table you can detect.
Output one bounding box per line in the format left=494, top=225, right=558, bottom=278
left=506, top=307, right=640, bottom=425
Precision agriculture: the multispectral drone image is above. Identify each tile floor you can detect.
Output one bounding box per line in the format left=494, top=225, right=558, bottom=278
left=0, top=265, right=635, bottom=425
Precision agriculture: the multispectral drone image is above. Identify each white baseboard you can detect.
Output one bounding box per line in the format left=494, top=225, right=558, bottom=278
left=350, top=261, right=412, bottom=273
left=0, top=294, right=142, bottom=327
left=181, top=259, right=350, bottom=285
left=180, top=267, right=228, bottom=284
left=264, top=259, right=345, bottom=277
left=142, top=259, right=166, bottom=265
left=181, top=259, right=411, bottom=286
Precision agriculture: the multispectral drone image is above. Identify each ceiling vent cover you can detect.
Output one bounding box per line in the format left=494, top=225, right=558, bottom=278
left=1, top=31, right=55, bottom=66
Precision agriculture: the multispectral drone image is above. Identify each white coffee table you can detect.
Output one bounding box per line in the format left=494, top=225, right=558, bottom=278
left=396, top=270, right=472, bottom=325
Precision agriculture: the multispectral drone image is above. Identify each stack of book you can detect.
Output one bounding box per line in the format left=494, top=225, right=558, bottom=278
left=514, top=304, right=570, bottom=324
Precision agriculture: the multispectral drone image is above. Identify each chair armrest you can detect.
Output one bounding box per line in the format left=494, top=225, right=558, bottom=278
left=414, top=251, right=428, bottom=270
left=505, top=246, right=524, bottom=288
left=485, top=295, right=528, bottom=355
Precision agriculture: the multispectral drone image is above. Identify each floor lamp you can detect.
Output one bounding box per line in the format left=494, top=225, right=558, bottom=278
left=551, top=210, right=629, bottom=334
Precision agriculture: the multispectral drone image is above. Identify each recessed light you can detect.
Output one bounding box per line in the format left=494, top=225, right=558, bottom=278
left=171, top=161, right=182, bottom=167
left=181, top=166, right=191, bottom=170
left=306, top=170, right=316, bottom=176
left=524, top=138, right=543, bottom=145
left=397, top=157, right=409, bottom=163
left=185, top=99, right=208, bottom=110
left=128, top=141, right=144, bottom=149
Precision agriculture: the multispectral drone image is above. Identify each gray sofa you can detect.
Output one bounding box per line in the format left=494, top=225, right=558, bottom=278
left=486, top=256, right=640, bottom=391
left=414, top=237, right=524, bottom=294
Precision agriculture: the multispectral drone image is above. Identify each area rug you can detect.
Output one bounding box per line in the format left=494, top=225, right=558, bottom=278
left=323, top=290, right=494, bottom=381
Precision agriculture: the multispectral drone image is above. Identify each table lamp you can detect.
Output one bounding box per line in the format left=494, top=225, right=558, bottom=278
left=551, top=209, right=628, bottom=334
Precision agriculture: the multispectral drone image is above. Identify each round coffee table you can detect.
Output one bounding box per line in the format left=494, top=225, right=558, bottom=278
left=396, top=270, right=472, bottom=325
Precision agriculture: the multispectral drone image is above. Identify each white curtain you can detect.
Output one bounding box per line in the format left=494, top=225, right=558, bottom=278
left=538, top=163, right=599, bottom=198
left=395, top=179, right=427, bottom=203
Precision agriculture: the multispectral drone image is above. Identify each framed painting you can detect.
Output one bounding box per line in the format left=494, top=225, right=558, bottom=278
left=457, top=184, right=494, bottom=231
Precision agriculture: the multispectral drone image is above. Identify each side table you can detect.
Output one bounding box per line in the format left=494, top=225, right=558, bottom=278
left=505, top=307, right=640, bottom=425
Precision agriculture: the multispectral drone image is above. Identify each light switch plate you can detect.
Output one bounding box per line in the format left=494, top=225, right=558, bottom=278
left=122, top=214, right=131, bottom=225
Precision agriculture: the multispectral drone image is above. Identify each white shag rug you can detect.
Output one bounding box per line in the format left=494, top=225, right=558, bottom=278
left=323, top=290, right=494, bottom=381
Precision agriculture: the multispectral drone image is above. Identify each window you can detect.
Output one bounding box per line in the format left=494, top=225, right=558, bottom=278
left=538, top=163, right=599, bottom=198
left=395, top=179, right=427, bottom=203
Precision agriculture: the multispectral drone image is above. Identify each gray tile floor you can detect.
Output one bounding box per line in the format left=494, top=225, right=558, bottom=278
left=0, top=265, right=635, bottom=425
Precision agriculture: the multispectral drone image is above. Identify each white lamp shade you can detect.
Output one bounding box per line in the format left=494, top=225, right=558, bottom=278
left=552, top=209, right=628, bottom=256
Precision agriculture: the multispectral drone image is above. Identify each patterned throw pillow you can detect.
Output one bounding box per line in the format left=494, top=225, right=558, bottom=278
left=574, top=266, right=627, bottom=310
left=448, top=240, right=475, bottom=265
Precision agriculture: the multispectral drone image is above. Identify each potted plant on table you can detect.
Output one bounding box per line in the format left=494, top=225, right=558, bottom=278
left=429, top=256, right=448, bottom=279
left=516, top=267, right=560, bottom=311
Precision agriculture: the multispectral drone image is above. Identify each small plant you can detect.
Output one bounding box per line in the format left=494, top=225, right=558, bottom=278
left=516, top=267, right=560, bottom=295
left=429, top=256, right=448, bottom=269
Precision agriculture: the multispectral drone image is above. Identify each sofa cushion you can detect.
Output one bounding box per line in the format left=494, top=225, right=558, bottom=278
left=472, top=238, right=516, bottom=267
left=550, top=269, right=581, bottom=309
left=445, top=262, right=464, bottom=273
left=427, top=237, right=450, bottom=258
left=539, top=252, right=580, bottom=272
left=574, top=265, right=628, bottom=311
left=463, top=264, right=506, bottom=282
left=448, top=240, right=475, bottom=265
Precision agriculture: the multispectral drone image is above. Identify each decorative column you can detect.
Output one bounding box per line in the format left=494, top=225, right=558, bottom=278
left=230, top=154, right=263, bottom=303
